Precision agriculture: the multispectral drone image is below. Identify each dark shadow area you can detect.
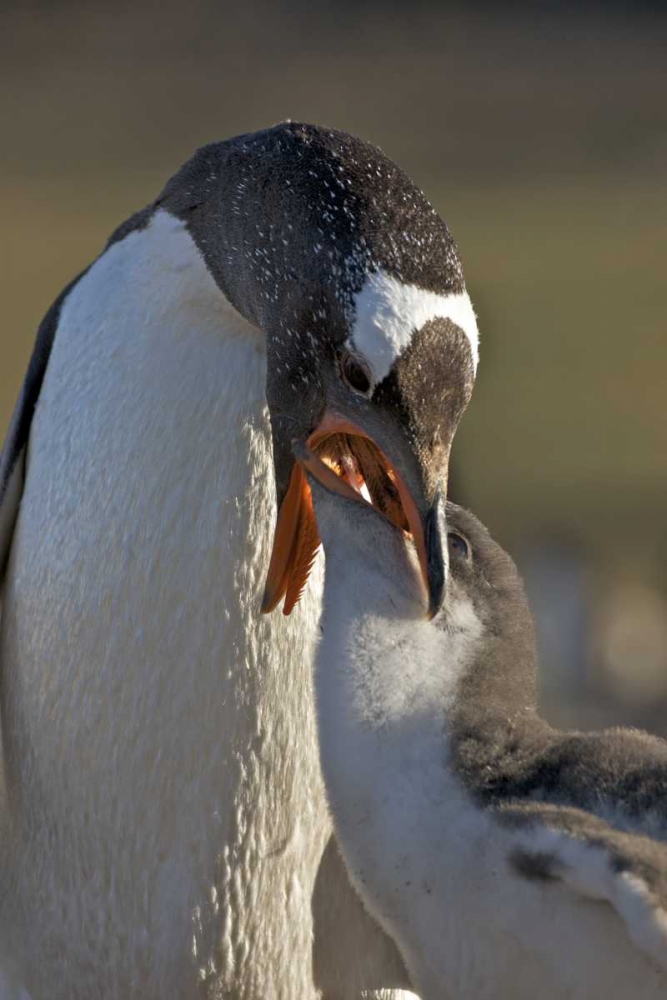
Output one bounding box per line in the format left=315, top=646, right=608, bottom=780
left=312, top=834, right=411, bottom=998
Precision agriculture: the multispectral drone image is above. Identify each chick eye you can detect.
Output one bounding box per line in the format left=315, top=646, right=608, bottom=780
left=447, top=531, right=471, bottom=562
left=340, top=352, right=373, bottom=396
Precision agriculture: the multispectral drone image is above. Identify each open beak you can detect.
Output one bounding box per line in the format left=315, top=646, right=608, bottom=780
left=261, top=412, right=446, bottom=618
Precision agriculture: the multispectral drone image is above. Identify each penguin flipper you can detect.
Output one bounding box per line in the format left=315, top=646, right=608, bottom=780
left=0, top=400, right=27, bottom=579
left=504, top=801, right=667, bottom=972
left=0, top=276, right=82, bottom=581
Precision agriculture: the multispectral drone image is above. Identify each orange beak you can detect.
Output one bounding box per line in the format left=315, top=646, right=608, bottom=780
left=261, top=413, right=431, bottom=616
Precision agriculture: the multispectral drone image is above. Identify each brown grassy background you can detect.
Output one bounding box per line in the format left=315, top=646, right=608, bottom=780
left=1, top=0, right=666, bottom=727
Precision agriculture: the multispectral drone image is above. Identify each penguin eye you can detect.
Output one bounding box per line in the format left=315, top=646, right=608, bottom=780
left=447, top=531, right=471, bottom=562
left=340, top=351, right=373, bottom=397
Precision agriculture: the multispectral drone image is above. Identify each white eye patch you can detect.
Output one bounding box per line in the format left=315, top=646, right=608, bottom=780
left=348, top=269, right=479, bottom=387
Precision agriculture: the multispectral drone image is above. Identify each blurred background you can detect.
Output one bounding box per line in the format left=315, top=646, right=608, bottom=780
left=1, top=0, right=666, bottom=731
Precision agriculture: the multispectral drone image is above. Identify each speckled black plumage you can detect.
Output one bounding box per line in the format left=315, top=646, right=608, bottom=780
left=153, top=122, right=473, bottom=504
left=155, top=121, right=465, bottom=333
left=1, top=122, right=475, bottom=522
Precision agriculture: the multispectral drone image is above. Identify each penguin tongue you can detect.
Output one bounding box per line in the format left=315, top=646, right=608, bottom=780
left=338, top=453, right=366, bottom=494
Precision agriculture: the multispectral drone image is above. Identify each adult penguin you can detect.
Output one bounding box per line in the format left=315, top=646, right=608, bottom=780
left=0, top=122, right=479, bottom=999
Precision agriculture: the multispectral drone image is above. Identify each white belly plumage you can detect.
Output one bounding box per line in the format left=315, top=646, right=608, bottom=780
left=0, top=211, right=331, bottom=999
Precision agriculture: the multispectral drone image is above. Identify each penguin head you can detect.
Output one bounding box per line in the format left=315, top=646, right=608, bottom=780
left=158, top=122, right=478, bottom=617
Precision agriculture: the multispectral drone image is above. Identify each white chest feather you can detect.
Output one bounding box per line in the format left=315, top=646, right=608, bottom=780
left=0, top=211, right=329, bottom=998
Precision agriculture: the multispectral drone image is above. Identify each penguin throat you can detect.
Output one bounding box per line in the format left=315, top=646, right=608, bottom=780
left=315, top=434, right=409, bottom=533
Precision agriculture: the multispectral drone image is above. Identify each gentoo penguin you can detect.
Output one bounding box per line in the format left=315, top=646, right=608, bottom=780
left=0, top=123, right=478, bottom=999
left=303, top=445, right=667, bottom=1000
